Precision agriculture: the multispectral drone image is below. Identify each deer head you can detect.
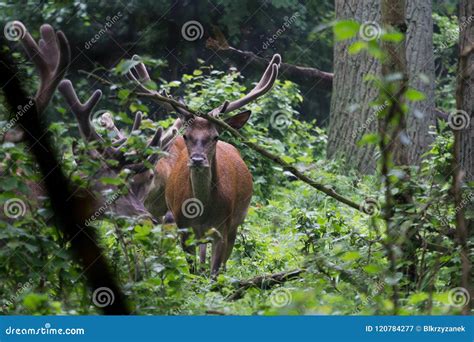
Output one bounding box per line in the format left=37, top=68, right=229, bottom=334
left=127, top=54, right=281, bottom=169
left=177, top=54, right=280, bottom=169
left=58, top=80, right=164, bottom=220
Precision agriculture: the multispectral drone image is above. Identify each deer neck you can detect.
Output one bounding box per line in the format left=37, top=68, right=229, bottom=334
left=189, top=162, right=214, bottom=206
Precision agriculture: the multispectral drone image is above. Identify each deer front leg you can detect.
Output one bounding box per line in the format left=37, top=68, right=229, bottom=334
left=210, top=237, right=226, bottom=278
left=222, top=225, right=238, bottom=272
left=180, top=230, right=196, bottom=274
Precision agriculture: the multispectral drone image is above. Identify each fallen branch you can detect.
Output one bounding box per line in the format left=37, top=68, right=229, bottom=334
left=206, top=36, right=333, bottom=91
left=226, top=269, right=305, bottom=301
left=205, top=310, right=229, bottom=315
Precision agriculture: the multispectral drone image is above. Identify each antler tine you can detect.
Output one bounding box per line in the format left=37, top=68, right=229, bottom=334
left=131, top=111, right=142, bottom=131
left=20, top=22, right=71, bottom=113
left=211, top=53, right=281, bottom=116
left=127, top=66, right=152, bottom=95
left=134, top=60, right=151, bottom=83
left=126, top=55, right=177, bottom=113
left=123, top=126, right=164, bottom=172
left=110, top=111, right=143, bottom=149
left=58, top=79, right=104, bottom=143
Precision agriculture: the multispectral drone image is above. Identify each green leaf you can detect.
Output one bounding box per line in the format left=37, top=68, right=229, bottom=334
left=348, top=41, right=367, bottom=54
left=118, top=89, right=131, bottom=101
left=405, top=88, right=426, bottom=101
left=333, top=20, right=360, bottom=41
left=281, top=155, right=296, bottom=164
left=408, top=292, right=429, bottom=305
left=99, top=177, right=122, bottom=186
left=357, top=133, right=379, bottom=146
left=341, top=251, right=361, bottom=261
left=381, top=32, right=404, bottom=42
left=363, top=264, right=383, bottom=274
left=114, top=58, right=141, bottom=75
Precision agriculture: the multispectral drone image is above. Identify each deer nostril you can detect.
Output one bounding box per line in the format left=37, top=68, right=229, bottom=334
left=189, top=154, right=209, bottom=167
left=191, top=156, right=205, bottom=165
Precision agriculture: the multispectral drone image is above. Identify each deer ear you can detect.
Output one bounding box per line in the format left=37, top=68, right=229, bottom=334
left=224, top=110, right=251, bottom=129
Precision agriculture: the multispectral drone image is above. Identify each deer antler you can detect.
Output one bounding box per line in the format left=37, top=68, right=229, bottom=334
left=19, top=22, right=70, bottom=113
left=209, top=54, right=281, bottom=116
left=127, top=55, right=176, bottom=112
left=59, top=79, right=164, bottom=171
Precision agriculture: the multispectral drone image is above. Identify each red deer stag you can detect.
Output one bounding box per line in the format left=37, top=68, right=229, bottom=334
left=170, top=54, right=280, bottom=275
left=2, top=21, right=166, bottom=223
left=129, top=54, right=281, bottom=276
left=128, top=54, right=281, bottom=275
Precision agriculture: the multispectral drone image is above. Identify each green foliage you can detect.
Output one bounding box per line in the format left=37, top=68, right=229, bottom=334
left=432, top=13, right=459, bottom=110
left=0, top=3, right=469, bottom=316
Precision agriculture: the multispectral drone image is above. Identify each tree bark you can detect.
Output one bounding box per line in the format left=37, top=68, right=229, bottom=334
left=327, top=0, right=381, bottom=174
left=457, top=0, right=473, bottom=314
left=327, top=0, right=436, bottom=173
left=459, top=1, right=474, bottom=182
left=405, top=0, right=436, bottom=164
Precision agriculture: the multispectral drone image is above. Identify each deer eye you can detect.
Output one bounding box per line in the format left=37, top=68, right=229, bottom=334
left=183, top=134, right=187, bottom=141
left=212, top=136, right=218, bottom=141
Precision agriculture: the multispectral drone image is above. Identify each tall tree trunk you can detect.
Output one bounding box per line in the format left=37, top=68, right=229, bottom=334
left=327, top=0, right=436, bottom=173
left=459, top=1, right=473, bottom=182
left=457, top=0, right=473, bottom=314
left=405, top=0, right=436, bottom=164
left=327, top=0, right=381, bottom=174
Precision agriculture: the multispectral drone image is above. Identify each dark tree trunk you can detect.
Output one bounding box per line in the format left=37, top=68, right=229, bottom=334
left=327, top=0, right=436, bottom=173
left=405, top=0, right=436, bottom=164
left=459, top=1, right=473, bottom=182
left=327, top=0, right=381, bottom=174
left=457, top=0, right=473, bottom=314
